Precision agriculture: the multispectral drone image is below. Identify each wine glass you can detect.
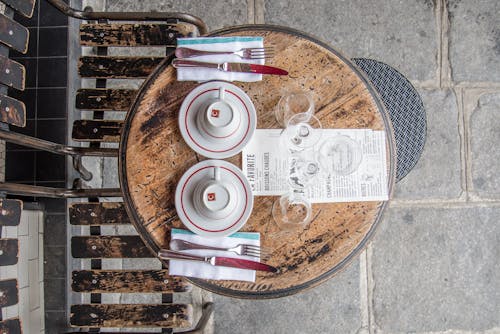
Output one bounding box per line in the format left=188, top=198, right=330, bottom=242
left=275, top=91, right=314, bottom=128
left=272, top=191, right=312, bottom=231
left=283, top=112, right=322, bottom=151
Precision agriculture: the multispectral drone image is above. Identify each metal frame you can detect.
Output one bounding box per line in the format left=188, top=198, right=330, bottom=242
left=0, top=130, right=120, bottom=197
left=46, top=0, right=208, bottom=35
left=0, top=129, right=116, bottom=157
left=0, top=128, right=117, bottom=181
left=0, top=182, right=121, bottom=198
left=179, top=302, right=214, bottom=334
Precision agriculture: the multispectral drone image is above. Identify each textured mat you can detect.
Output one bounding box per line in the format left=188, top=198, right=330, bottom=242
left=353, top=58, right=427, bottom=182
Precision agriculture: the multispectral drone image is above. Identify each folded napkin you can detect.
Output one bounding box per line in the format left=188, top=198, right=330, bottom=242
left=176, top=36, right=264, bottom=82
left=168, top=228, right=260, bottom=282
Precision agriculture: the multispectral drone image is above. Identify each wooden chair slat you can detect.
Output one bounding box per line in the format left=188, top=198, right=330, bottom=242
left=80, top=23, right=197, bottom=47
left=0, top=279, right=18, bottom=308
left=0, top=239, right=18, bottom=265
left=0, top=199, right=23, bottom=226
left=75, top=88, right=137, bottom=111
left=70, top=304, right=193, bottom=328
left=71, top=270, right=191, bottom=293
left=2, top=0, right=36, bottom=18
left=0, top=94, right=26, bottom=127
left=78, top=56, right=162, bottom=78
left=0, top=14, right=29, bottom=54
left=71, top=236, right=152, bottom=258
left=69, top=202, right=130, bottom=225
left=0, top=56, right=25, bottom=90
left=72, top=119, right=123, bottom=142
left=0, top=318, right=21, bottom=334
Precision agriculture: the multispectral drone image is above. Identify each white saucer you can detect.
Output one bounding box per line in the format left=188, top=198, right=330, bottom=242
left=175, top=160, right=254, bottom=237
left=178, top=81, right=257, bottom=159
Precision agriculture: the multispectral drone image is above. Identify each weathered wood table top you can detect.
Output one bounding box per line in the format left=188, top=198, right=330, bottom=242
left=119, top=25, right=396, bottom=298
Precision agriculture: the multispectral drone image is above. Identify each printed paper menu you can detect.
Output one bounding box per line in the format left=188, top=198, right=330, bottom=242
left=242, top=129, right=389, bottom=203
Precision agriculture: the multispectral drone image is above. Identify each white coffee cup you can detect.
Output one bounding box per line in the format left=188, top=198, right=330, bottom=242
left=197, top=87, right=241, bottom=139
left=192, top=166, right=239, bottom=220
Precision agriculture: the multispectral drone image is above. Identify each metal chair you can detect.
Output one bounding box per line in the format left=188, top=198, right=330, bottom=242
left=0, top=1, right=213, bottom=332
left=0, top=0, right=120, bottom=196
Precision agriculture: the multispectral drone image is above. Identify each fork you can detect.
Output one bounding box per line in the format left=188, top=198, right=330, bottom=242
left=170, top=239, right=271, bottom=258
left=175, top=47, right=275, bottom=60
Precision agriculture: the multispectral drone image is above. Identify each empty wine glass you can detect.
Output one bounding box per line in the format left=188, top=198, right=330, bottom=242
left=317, top=135, right=363, bottom=175
left=275, top=91, right=314, bottom=127
left=272, top=191, right=312, bottom=231
left=283, top=112, right=322, bottom=151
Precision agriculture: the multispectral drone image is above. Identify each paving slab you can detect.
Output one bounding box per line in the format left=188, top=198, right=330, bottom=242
left=394, top=89, right=462, bottom=200
left=213, top=259, right=361, bottom=334
left=80, top=156, right=103, bottom=189
left=448, top=1, right=500, bottom=83
left=470, top=92, right=500, bottom=198
left=44, top=311, right=67, bottom=333
left=264, top=0, right=438, bottom=82
left=44, top=246, right=66, bottom=279
left=372, top=205, right=500, bottom=332
left=102, top=157, right=119, bottom=188
left=105, top=0, right=249, bottom=31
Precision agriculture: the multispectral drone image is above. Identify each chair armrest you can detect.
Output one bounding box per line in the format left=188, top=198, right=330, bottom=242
left=178, top=302, right=215, bottom=334
left=45, top=0, right=208, bottom=35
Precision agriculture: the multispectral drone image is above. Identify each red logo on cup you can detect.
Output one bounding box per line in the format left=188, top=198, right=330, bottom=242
left=211, top=109, right=220, bottom=118
left=207, top=193, right=216, bottom=201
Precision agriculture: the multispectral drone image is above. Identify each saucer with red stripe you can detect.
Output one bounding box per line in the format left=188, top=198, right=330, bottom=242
left=175, top=159, right=254, bottom=237
left=178, top=81, right=257, bottom=159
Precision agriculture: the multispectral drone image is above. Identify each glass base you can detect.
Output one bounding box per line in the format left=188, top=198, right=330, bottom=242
left=272, top=193, right=312, bottom=231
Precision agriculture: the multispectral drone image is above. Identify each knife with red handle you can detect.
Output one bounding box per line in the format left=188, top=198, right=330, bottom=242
left=158, top=249, right=278, bottom=273
left=171, top=59, right=288, bottom=76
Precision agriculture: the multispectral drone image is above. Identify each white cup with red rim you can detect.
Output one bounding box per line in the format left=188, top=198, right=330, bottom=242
left=192, top=166, right=239, bottom=220
left=178, top=81, right=257, bottom=159
left=175, top=159, right=254, bottom=237
left=197, top=87, right=242, bottom=139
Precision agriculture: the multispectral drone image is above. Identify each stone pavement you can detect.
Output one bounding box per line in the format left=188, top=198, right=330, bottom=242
left=79, top=0, right=499, bottom=333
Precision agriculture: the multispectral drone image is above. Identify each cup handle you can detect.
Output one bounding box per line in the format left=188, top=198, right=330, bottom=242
left=213, top=166, right=221, bottom=181
left=218, top=87, right=225, bottom=100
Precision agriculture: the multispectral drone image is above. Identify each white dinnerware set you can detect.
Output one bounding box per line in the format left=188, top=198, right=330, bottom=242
left=175, top=81, right=256, bottom=238
left=175, top=82, right=365, bottom=238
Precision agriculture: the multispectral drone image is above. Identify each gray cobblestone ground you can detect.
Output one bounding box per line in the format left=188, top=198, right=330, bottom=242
left=74, top=1, right=499, bottom=333
left=447, top=1, right=500, bottom=83
left=214, top=261, right=361, bottom=334
left=372, top=206, right=500, bottom=332
left=221, top=1, right=499, bottom=333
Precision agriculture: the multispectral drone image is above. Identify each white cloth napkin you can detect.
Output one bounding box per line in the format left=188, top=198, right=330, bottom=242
left=168, top=228, right=260, bottom=282
left=176, top=36, right=264, bottom=82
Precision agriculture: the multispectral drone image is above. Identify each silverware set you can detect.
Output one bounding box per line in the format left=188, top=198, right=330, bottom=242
left=172, top=59, right=288, bottom=75
left=158, top=248, right=278, bottom=273
left=175, top=46, right=275, bottom=60
left=173, top=46, right=288, bottom=75
left=170, top=239, right=270, bottom=258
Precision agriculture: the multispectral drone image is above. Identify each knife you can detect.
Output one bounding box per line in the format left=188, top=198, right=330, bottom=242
left=171, top=59, right=288, bottom=76
left=158, top=249, right=278, bottom=273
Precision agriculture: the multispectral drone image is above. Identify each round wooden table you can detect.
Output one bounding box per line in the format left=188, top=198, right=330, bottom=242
left=119, top=25, right=396, bottom=299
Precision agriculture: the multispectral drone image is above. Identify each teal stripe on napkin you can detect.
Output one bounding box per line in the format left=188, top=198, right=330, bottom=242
left=171, top=228, right=260, bottom=240
left=177, top=36, right=263, bottom=45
